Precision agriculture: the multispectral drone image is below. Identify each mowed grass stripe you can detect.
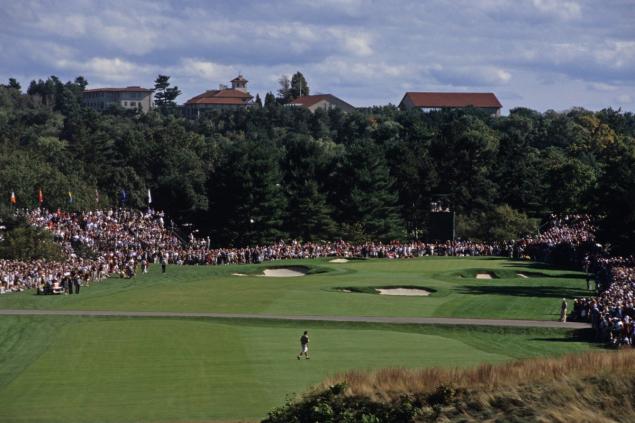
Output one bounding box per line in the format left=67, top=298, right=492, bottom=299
left=0, top=316, right=594, bottom=423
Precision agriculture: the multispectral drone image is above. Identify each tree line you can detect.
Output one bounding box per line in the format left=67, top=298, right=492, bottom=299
left=0, top=76, right=634, bottom=253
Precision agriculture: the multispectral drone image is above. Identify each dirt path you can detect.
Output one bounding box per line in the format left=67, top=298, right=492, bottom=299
left=0, top=309, right=590, bottom=329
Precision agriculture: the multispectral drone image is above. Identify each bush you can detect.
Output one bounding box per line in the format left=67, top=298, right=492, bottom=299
left=262, top=383, right=422, bottom=423
left=0, top=224, right=64, bottom=261
left=456, top=205, right=539, bottom=241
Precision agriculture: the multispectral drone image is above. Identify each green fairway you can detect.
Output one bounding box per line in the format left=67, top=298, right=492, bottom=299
left=0, top=258, right=595, bottom=422
left=0, top=257, right=590, bottom=321
left=0, top=316, right=594, bottom=423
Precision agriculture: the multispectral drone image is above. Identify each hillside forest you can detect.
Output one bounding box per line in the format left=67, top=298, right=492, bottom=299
left=0, top=76, right=634, bottom=253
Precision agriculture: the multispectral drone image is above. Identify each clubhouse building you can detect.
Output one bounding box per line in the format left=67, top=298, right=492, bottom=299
left=182, top=75, right=254, bottom=118
left=82, top=86, right=154, bottom=113
left=399, top=92, right=502, bottom=116
left=287, top=94, right=356, bottom=113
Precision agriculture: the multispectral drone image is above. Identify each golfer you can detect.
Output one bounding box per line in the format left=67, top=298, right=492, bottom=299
left=297, top=331, right=310, bottom=360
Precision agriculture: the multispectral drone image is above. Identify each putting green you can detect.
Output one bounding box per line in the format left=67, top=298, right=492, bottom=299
left=0, top=316, right=593, bottom=423
left=0, top=257, right=590, bottom=321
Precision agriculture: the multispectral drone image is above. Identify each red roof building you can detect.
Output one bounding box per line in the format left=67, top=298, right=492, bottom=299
left=287, top=94, right=355, bottom=113
left=183, top=75, right=253, bottom=118
left=399, top=92, right=502, bottom=116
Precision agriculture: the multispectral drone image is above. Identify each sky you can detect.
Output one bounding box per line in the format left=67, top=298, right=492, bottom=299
left=1, top=0, right=634, bottom=113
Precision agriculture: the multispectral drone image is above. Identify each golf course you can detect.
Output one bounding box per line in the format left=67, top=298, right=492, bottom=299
left=0, top=257, right=597, bottom=422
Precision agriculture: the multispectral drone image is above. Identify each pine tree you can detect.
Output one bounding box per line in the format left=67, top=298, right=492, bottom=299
left=208, top=137, right=286, bottom=246
left=336, top=140, right=404, bottom=241
left=264, top=92, right=277, bottom=108
left=290, top=72, right=309, bottom=99
left=282, top=135, right=336, bottom=240
left=154, top=75, right=181, bottom=111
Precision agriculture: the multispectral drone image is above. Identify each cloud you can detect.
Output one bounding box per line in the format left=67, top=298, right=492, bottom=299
left=511, top=40, right=635, bottom=84
left=56, top=57, right=153, bottom=83
left=334, top=31, right=374, bottom=57
left=313, top=57, right=408, bottom=82
left=531, top=0, right=582, bottom=20
left=0, top=0, right=633, bottom=112
left=175, top=59, right=236, bottom=82
left=430, top=66, right=512, bottom=87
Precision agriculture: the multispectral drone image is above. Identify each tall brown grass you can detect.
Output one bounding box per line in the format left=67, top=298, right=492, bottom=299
left=320, top=349, right=635, bottom=403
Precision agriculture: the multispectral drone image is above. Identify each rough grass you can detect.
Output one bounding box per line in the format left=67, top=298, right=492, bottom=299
left=270, top=350, right=635, bottom=423
left=322, top=349, right=633, bottom=401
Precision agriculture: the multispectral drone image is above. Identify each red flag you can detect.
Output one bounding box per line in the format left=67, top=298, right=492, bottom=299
left=38, top=188, right=43, bottom=205
left=10, top=191, right=16, bottom=205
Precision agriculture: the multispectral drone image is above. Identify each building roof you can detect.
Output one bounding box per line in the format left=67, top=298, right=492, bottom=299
left=187, top=97, right=250, bottom=105
left=185, top=88, right=252, bottom=105
left=288, top=94, right=354, bottom=109
left=83, top=86, right=153, bottom=93
left=401, top=92, right=502, bottom=109
left=231, top=75, right=248, bottom=83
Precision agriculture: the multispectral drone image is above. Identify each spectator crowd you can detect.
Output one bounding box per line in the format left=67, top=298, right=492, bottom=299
left=0, top=209, right=601, bottom=296
left=2, top=207, right=634, bottom=347
left=571, top=255, right=635, bottom=346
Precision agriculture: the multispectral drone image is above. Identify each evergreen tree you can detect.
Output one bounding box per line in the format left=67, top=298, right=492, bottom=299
left=264, top=92, right=277, bottom=108
left=282, top=134, right=337, bottom=240
left=5, top=78, right=21, bottom=91
left=276, top=75, right=291, bottom=103
left=290, top=72, right=309, bottom=99
left=335, top=140, right=404, bottom=241
left=153, top=75, right=181, bottom=111
left=208, top=137, right=286, bottom=246
left=594, top=138, right=635, bottom=254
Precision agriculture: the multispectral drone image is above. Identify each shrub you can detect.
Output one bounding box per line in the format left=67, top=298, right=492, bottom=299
left=0, top=224, right=64, bottom=261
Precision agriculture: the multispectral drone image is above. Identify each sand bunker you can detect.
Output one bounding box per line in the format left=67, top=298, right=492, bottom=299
left=476, top=273, right=494, bottom=279
left=517, top=273, right=529, bottom=278
left=231, top=273, right=248, bottom=277
left=261, top=268, right=307, bottom=277
left=376, top=288, right=430, bottom=296
left=329, top=258, right=349, bottom=263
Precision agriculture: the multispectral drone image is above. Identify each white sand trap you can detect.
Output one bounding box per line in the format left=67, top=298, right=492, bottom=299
left=517, top=273, right=529, bottom=278
left=262, top=268, right=307, bottom=277
left=232, top=273, right=248, bottom=276
left=329, top=258, right=349, bottom=263
left=339, top=289, right=353, bottom=293
left=376, top=288, right=430, bottom=296
left=476, top=273, right=493, bottom=279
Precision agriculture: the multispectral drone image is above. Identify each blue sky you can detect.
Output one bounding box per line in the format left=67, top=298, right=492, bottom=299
left=1, top=0, right=634, bottom=113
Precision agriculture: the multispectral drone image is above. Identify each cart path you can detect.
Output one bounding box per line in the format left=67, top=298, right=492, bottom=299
left=0, top=309, right=590, bottom=329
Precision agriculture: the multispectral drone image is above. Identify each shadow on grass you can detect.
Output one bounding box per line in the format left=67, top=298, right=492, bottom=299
left=531, top=328, right=601, bottom=345
left=518, top=271, right=586, bottom=280
left=502, top=260, right=584, bottom=272
left=456, top=285, right=590, bottom=299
